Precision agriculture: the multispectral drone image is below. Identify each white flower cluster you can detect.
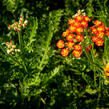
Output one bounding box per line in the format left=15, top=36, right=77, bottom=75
left=72, top=9, right=86, bottom=18
left=5, top=41, right=20, bottom=54
left=8, top=16, right=28, bottom=32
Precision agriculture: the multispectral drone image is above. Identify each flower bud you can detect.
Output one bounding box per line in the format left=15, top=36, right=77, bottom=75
left=24, top=20, right=28, bottom=25
left=8, top=25, right=11, bottom=30
left=17, top=28, right=20, bottom=32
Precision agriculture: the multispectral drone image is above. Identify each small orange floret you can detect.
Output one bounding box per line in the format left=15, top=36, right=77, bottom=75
left=75, top=34, right=84, bottom=42
left=66, top=41, right=75, bottom=49
left=56, top=40, right=65, bottom=48
left=83, top=16, right=91, bottom=22
left=94, top=20, right=102, bottom=26
left=61, top=48, right=69, bottom=57
left=73, top=21, right=81, bottom=27
left=69, top=26, right=76, bottom=33
left=62, top=29, right=69, bottom=37
left=73, top=44, right=82, bottom=51
left=8, top=25, right=11, bottom=30
left=106, top=27, right=109, bottom=30
left=91, top=27, right=97, bottom=34
left=76, top=26, right=83, bottom=33
left=92, top=36, right=98, bottom=42
left=95, top=38, right=104, bottom=46
left=68, top=19, right=75, bottom=25
left=105, top=31, right=109, bottom=37
left=104, top=64, right=109, bottom=77
left=75, top=15, right=83, bottom=22
left=66, top=34, right=74, bottom=41
left=96, top=32, right=104, bottom=38
left=81, top=21, right=88, bottom=28
left=97, top=26, right=105, bottom=32
left=72, top=50, right=82, bottom=58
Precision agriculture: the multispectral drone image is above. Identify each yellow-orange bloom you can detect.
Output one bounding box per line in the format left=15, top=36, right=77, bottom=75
left=68, top=19, right=75, bottom=25
left=61, top=48, right=69, bottom=57
left=76, top=27, right=83, bottom=33
left=66, top=34, right=74, bottom=41
left=94, top=20, right=102, bottom=26
left=62, top=29, right=69, bottom=37
left=97, top=26, right=105, bottom=32
left=66, top=41, right=75, bottom=49
left=69, top=26, right=76, bottom=32
left=105, top=31, right=109, bottom=37
left=56, top=40, right=65, bottom=48
left=75, top=15, right=83, bottom=22
left=104, top=64, right=109, bottom=77
left=96, top=32, right=104, bottom=38
left=72, top=50, right=82, bottom=57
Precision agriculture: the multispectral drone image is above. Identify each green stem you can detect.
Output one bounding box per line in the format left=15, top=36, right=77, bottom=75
left=91, top=43, right=97, bottom=87
left=18, top=32, right=22, bottom=50
left=18, top=32, right=28, bottom=73
left=104, top=37, right=108, bottom=63
left=84, top=28, right=98, bottom=87
left=84, top=47, right=92, bottom=64
left=97, top=73, right=102, bottom=107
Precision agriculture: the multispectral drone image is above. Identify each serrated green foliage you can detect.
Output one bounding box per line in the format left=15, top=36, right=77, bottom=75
left=1, top=0, right=109, bottom=108
left=25, top=17, right=38, bottom=53
left=19, top=65, right=63, bottom=97
left=3, top=0, right=24, bottom=13
left=26, top=10, right=63, bottom=73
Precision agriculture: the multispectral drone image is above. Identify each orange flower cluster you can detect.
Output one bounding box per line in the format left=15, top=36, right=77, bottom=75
left=91, top=20, right=109, bottom=46
left=91, top=20, right=105, bottom=46
left=8, top=16, right=28, bottom=32
left=104, top=64, right=109, bottom=84
left=56, top=10, right=91, bottom=58
left=56, top=10, right=109, bottom=58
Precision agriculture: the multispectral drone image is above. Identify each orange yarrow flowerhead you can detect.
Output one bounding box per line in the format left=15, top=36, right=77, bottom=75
left=69, top=26, right=76, bottom=33
left=66, top=41, right=75, bottom=49
left=56, top=40, right=65, bottom=49
left=104, top=64, right=109, bottom=85
left=96, top=32, right=104, bottom=38
left=73, top=44, right=82, bottom=51
left=61, top=48, right=69, bottom=57
left=75, top=15, right=83, bottom=22
left=72, top=50, right=82, bottom=58
left=75, top=34, right=84, bottom=42
left=66, top=34, right=74, bottom=41
left=73, top=21, right=81, bottom=27
left=106, top=27, right=109, bottom=31
left=105, top=31, right=109, bottom=37
left=92, top=36, right=98, bottom=42
left=81, top=21, right=88, bottom=28
left=62, top=29, right=69, bottom=37
left=76, top=26, right=83, bottom=33
left=97, top=25, right=105, bottom=32
left=94, top=20, right=102, bottom=27
left=95, top=38, right=104, bottom=46
left=68, top=19, right=75, bottom=25
left=91, top=27, right=97, bottom=34
left=83, top=16, right=91, bottom=22
left=104, top=64, right=109, bottom=77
